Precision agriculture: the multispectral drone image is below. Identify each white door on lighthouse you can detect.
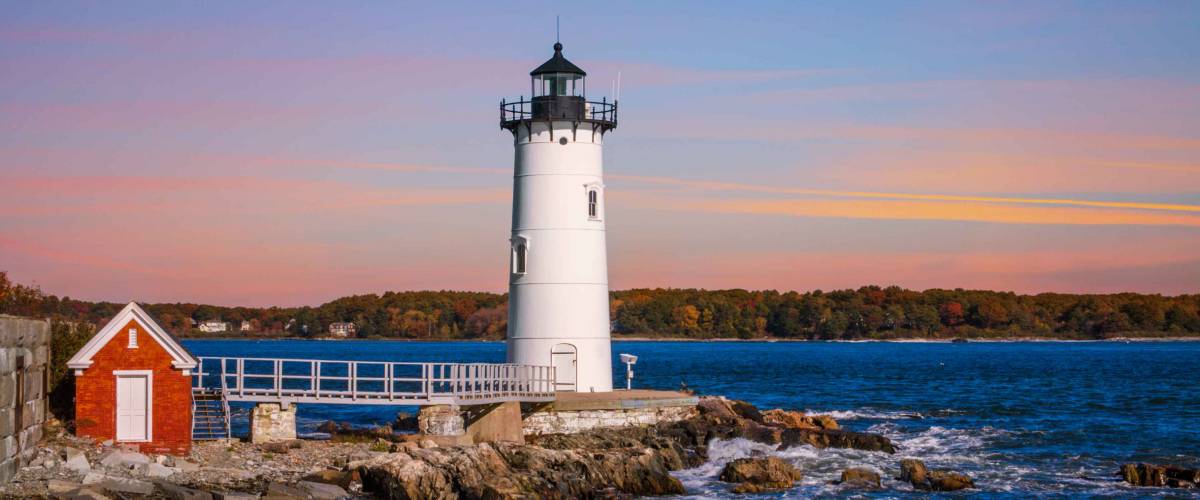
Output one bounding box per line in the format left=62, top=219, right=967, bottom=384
left=551, top=344, right=577, bottom=391
left=115, top=372, right=150, bottom=441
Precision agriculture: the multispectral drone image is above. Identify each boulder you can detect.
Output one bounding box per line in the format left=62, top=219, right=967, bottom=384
left=719, top=457, right=802, bottom=492
left=98, top=449, right=150, bottom=469
left=780, top=428, right=896, bottom=454
left=1120, top=463, right=1200, bottom=488
left=212, top=491, right=259, bottom=500
left=266, top=481, right=310, bottom=498
left=928, top=471, right=975, bottom=491
left=357, top=441, right=685, bottom=498
left=839, top=467, right=882, bottom=488
left=302, top=469, right=359, bottom=490
left=899, top=458, right=928, bottom=485
left=175, top=459, right=201, bottom=473
left=761, top=410, right=840, bottom=431
left=157, top=481, right=216, bottom=500
left=299, top=480, right=350, bottom=500
left=761, top=409, right=816, bottom=430
left=82, top=472, right=155, bottom=495
left=141, top=462, right=177, bottom=479
left=899, top=459, right=974, bottom=491
left=63, top=447, right=91, bottom=474
left=47, top=479, right=83, bottom=495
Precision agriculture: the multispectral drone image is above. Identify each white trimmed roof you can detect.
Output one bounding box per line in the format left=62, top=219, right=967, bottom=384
left=67, top=302, right=199, bottom=371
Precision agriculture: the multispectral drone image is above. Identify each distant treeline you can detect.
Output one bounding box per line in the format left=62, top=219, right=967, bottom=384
left=3, top=271, right=1198, bottom=341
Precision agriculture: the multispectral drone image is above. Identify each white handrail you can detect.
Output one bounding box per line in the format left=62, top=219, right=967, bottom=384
left=192, top=357, right=556, bottom=406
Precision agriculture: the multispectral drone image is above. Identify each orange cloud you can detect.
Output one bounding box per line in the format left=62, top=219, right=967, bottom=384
left=667, top=198, right=1200, bottom=227
left=611, top=174, right=1200, bottom=215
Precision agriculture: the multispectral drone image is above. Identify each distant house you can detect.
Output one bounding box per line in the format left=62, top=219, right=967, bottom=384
left=197, top=320, right=228, bottom=333
left=328, top=322, right=356, bottom=338
left=240, top=320, right=253, bottom=332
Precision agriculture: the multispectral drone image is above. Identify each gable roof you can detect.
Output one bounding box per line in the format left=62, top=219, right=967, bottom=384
left=67, top=302, right=199, bottom=371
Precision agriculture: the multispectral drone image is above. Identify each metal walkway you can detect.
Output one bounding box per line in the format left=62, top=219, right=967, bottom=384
left=191, top=357, right=557, bottom=406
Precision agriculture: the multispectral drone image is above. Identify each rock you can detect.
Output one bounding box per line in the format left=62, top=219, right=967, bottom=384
left=697, top=396, right=740, bottom=420
left=266, top=481, right=309, bottom=498
left=719, top=457, right=802, bottom=492
left=417, top=439, right=438, bottom=449
left=839, top=467, right=882, bottom=488
left=157, top=481, right=216, bottom=500
left=358, top=441, right=685, bottom=498
left=729, top=400, right=764, bottom=423
left=70, top=487, right=113, bottom=500
left=259, top=441, right=292, bottom=454
left=82, top=472, right=155, bottom=495
left=98, top=449, right=150, bottom=469
left=63, top=447, right=91, bottom=474
left=48, top=479, right=83, bottom=494
left=1121, top=463, right=1200, bottom=488
left=928, top=471, right=975, bottom=491
left=302, top=469, right=359, bottom=490
left=780, top=427, right=896, bottom=453
left=899, top=458, right=928, bottom=485
left=812, top=415, right=840, bottom=430
left=900, top=459, right=973, bottom=491
left=213, top=491, right=259, bottom=500
left=762, top=409, right=817, bottom=430
left=298, top=480, right=349, bottom=500
left=141, top=462, right=177, bottom=478
left=175, top=459, right=201, bottom=473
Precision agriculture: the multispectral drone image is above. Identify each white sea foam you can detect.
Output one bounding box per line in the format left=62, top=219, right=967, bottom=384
left=804, top=408, right=926, bottom=420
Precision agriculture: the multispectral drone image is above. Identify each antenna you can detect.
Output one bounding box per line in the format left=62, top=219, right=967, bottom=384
left=616, top=70, right=622, bottom=101
left=556, top=16, right=560, bottom=43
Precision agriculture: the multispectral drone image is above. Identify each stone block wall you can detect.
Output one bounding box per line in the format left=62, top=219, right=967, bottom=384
left=0, top=315, right=50, bottom=484
left=522, top=405, right=697, bottom=436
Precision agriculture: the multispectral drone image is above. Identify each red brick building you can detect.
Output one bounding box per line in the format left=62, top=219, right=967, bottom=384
left=67, top=302, right=199, bottom=454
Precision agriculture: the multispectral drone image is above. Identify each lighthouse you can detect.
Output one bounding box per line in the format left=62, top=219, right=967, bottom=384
left=501, top=42, right=618, bottom=393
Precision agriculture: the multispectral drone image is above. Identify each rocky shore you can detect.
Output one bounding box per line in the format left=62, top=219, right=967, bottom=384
left=8, top=396, right=1193, bottom=498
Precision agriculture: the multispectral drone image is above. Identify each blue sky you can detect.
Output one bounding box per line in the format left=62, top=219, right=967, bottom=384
left=2, top=1, right=1198, bottom=305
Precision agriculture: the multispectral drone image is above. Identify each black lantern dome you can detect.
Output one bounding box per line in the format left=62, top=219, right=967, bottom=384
left=501, top=43, right=617, bottom=134
left=531, top=42, right=586, bottom=77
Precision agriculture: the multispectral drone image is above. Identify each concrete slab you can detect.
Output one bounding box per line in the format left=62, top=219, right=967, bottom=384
left=547, top=390, right=698, bottom=412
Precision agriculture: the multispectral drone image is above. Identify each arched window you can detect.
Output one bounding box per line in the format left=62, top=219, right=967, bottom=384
left=584, top=183, right=603, bottom=221
left=513, top=243, right=527, bottom=275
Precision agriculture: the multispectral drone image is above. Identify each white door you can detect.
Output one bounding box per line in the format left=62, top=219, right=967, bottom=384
left=551, top=344, right=577, bottom=391
left=115, top=373, right=150, bottom=441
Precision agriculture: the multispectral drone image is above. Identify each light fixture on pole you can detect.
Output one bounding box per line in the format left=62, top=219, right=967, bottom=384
left=619, top=354, right=638, bottom=390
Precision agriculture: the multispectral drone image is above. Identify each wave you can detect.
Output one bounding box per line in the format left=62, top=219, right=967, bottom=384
left=803, top=408, right=931, bottom=420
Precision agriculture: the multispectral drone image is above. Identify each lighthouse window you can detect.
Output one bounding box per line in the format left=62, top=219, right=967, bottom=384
left=514, top=243, right=527, bottom=275
left=585, top=184, right=603, bottom=221
left=587, top=190, right=598, bottom=218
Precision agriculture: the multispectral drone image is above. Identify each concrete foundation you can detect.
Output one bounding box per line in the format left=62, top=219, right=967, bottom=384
left=417, top=405, right=464, bottom=437
left=464, top=402, right=523, bottom=444
left=250, top=403, right=296, bottom=443
left=522, top=390, right=699, bottom=436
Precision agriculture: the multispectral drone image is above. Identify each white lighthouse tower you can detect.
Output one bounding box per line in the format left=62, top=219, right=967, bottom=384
left=501, top=42, right=618, bottom=392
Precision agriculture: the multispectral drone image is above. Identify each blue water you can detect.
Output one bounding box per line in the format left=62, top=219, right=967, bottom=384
left=182, top=339, right=1200, bottom=497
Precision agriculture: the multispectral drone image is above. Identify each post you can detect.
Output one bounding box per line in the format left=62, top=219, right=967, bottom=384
left=250, top=403, right=297, bottom=444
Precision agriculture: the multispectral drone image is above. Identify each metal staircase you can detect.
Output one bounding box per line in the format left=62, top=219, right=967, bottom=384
left=191, top=387, right=231, bottom=440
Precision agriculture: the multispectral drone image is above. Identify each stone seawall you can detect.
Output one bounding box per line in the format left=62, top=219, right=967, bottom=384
left=0, top=315, right=50, bottom=484
left=523, top=404, right=698, bottom=435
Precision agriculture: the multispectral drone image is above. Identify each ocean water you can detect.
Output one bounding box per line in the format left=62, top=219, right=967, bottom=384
left=182, top=339, right=1200, bottom=497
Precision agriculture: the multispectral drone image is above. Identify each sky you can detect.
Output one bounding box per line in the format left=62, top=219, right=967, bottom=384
left=1, top=1, right=1198, bottom=306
